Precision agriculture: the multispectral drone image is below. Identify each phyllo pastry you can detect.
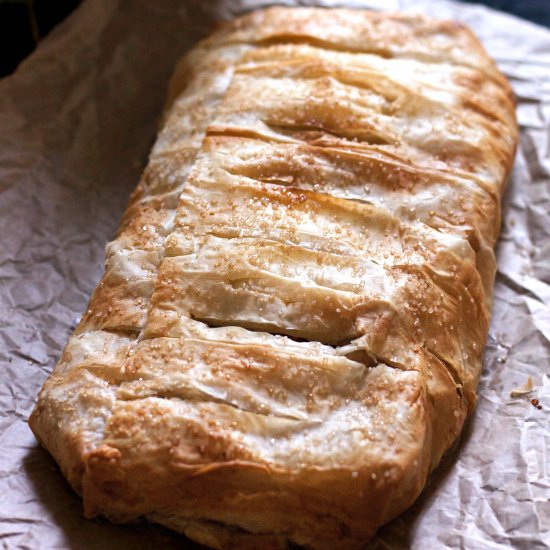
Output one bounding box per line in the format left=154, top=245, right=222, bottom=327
left=30, top=7, right=518, bottom=549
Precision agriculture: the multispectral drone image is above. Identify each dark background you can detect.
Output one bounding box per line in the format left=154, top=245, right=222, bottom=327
left=0, top=0, right=81, bottom=76
left=1, top=0, right=549, bottom=78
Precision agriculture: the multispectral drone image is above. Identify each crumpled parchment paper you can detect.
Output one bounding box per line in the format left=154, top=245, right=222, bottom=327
left=0, top=0, right=548, bottom=548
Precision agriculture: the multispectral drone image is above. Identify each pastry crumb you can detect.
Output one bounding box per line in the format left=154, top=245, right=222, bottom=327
left=510, top=377, right=533, bottom=398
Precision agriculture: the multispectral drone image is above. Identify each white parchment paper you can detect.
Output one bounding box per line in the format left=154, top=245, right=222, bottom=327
left=0, top=1, right=548, bottom=548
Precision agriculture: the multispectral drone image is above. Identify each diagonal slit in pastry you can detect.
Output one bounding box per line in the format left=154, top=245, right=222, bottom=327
left=188, top=313, right=379, bottom=368
left=189, top=313, right=356, bottom=348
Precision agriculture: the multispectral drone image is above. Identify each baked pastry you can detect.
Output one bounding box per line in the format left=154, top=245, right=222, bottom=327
left=29, top=7, right=518, bottom=549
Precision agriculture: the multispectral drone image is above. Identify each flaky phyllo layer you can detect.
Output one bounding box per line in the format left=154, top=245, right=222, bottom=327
left=30, top=8, right=517, bottom=550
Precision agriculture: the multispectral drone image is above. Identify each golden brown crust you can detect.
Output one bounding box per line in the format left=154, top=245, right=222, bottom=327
left=29, top=7, right=518, bottom=549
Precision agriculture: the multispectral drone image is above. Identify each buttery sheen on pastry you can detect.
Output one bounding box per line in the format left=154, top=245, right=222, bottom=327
left=30, top=7, right=518, bottom=549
